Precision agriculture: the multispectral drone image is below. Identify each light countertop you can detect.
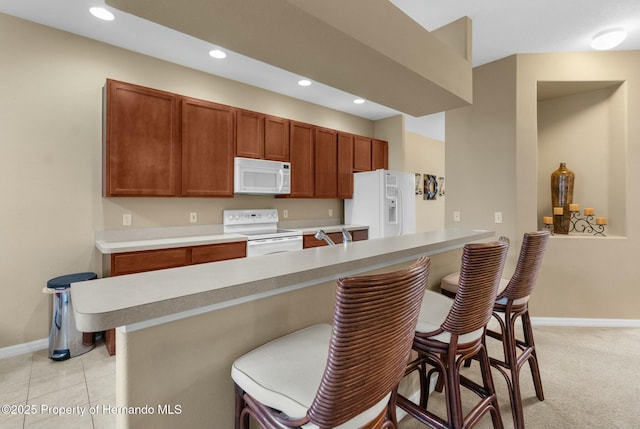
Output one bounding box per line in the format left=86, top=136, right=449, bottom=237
left=75, top=228, right=493, bottom=332
left=95, top=224, right=368, bottom=254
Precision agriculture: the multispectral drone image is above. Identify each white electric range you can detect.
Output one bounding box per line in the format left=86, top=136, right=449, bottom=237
left=223, top=209, right=303, bottom=257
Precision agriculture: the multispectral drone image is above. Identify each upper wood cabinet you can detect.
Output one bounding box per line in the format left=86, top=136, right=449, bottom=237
left=235, top=109, right=264, bottom=159
left=181, top=97, right=235, bottom=197
left=264, top=115, right=290, bottom=161
left=337, top=133, right=354, bottom=199
left=103, top=79, right=388, bottom=199
left=104, top=79, right=180, bottom=197
left=236, top=110, right=290, bottom=161
left=353, top=136, right=372, bottom=172
left=372, top=139, right=389, bottom=170
left=289, top=121, right=315, bottom=197
left=314, top=127, right=338, bottom=198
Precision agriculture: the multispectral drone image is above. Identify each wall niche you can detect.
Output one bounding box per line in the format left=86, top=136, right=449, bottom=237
left=536, top=80, right=626, bottom=237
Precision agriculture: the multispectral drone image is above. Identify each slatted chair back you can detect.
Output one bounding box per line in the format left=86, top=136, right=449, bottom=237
left=307, top=257, right=431, bottom=427
left=497, top=231, right=550, bottom=302
left=441, top=239, right=509, bottom=336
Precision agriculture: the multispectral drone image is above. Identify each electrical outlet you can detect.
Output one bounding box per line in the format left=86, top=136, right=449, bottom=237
left=283, top=209, right=288, bottom=218
left=453, top=211, right=461, bottom=222
left=494, top=212, right=503, bottom=224
left=329, top=209, right=333, bottom=217
left=122, top=214, right=132, bottom=226
left=190, top=212, right=197, bottom=223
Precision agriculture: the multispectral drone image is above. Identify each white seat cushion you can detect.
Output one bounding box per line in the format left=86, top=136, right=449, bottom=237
left=231, top=323, right=390, bottom=429
left=416, top=290, right=484, bottom=344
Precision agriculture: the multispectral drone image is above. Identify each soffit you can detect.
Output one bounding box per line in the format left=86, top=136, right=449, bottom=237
left=105, top=0, right=472, bottom=117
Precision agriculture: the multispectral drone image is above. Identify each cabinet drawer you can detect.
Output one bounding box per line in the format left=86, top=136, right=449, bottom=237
left=191, top=242, right=246, bottom=264
left=111, top=248, right=189, bottom=275
left=352, top=229, right=368, bottom=241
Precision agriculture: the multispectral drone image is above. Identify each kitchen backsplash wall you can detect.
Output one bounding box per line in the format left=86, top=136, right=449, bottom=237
left=101, top=196, right=343, bottom=229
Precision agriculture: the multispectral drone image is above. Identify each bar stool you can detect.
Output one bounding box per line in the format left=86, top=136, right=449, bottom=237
left=440, top=231, right=550, bottom=429
left=231, top=257, right=430, bottom=429
left=397, top=239, right=509, bottom=429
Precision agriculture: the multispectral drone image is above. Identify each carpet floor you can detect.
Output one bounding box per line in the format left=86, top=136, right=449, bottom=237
left=398, top=325, right=640, bottom=429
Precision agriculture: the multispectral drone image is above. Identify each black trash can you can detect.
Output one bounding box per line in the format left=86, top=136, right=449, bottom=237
left=47, top=272, right=97, bottom=361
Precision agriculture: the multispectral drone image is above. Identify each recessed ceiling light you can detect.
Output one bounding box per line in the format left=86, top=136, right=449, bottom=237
left=89, top=7, right=114, bottom=21
left=209, top=49, right=227, bottom=59
left=298, top=79, right=312, bottom=87
left=353, top=98, right=365, bottom=104
left=591, top=28, right=627, bottom=50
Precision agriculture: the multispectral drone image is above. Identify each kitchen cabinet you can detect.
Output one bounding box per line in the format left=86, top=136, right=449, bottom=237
left=104, top=79, right=180, bottom=197
left=103, top=78, right=387, bottom=200
left=235, top=109, right=264, bottom=159
left=337, top=133, right=354, bottom=199
left=236, top=111, right=290, bottom=162
left=264, top=115, right=290, bottom=161
left=103, top=241, right=246, bottom=355
left=314, top=127, right=338, bottom=198
left=302, top=228, right=368, bottom=248
left=181, top=97, right=235, bottom=197
left=288, top=121, right=315, bottom=197
left=372, top=139, right=389, bottom=170
left=353, top=136, right=372, bottom=172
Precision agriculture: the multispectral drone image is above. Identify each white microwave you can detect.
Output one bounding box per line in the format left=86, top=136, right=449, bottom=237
left=234, top=157, right=291, bottom=195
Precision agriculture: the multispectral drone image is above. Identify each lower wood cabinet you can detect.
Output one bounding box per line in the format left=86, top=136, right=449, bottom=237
left=103, top=241, right=246, bottom=355
left=302, top=229, right=368, bottom=249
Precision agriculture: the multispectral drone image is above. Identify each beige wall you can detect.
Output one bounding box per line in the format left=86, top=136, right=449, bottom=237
left=447, top=51, right=640, bottom=319
left=405, top=131, right=446, bottom=232
left=0, top=13, right=400, bottom=349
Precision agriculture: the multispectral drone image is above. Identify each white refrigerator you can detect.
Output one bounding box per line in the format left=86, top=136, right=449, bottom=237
left=345, top=170, right=416, bottom=239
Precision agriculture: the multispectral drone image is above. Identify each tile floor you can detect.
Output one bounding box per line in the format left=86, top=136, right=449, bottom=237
left=0, top=340, right=115, bottom=429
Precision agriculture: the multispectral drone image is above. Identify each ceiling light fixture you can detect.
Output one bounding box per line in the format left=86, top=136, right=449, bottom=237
left=353, top=98, right=365, bottom=104
left=298, top=79, right=312, bottom=87
left=209, top=49, right=227, bottom=59
left=89, top=7, right=115, bottom=21
left=591, top=28, right=627, bottom=50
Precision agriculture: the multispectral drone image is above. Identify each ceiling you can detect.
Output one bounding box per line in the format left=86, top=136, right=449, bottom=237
left=1, top=0, right=639, bottom=139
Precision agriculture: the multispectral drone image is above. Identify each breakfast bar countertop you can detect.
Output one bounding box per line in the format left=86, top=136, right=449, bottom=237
left=75, top=228, right=493, bottom=333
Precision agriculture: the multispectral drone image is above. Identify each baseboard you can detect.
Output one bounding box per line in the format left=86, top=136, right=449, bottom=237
left=0, top=338, right=48, bottom=360
left=531, top=317, right=640, bottom=328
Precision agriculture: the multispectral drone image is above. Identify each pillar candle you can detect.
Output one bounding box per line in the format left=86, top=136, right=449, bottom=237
left=595, top=217, right=607, bottom=225
left=569, top=203, right=580, bottom=212
left=553, top=207, right=563, bottom=215
left=584, top=208, right=595, bottom=216
left=543, top=216, right=553, bottom=225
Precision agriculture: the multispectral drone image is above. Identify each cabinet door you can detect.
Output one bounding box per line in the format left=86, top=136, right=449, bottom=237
left=111, top=248, right=189, bottom=276
left=303, top=232, right=343, bottom=248
left=353, top=136, right=372, bottom=171
left=337, top=133, right=354, bottom=199
left=264, top=115, right=290, bottom=161
left=104, top=79, right=180, bottom=196
left=181, top=98, right=235, bottom=197
left=372, top=139, right=388, bottom=170
left=190, top=242, right=246, bottom=264
left=314, top=127, right=338, bottom=198
left=351, top=229, right=368, bottom=241
left=289, top=122, right=315, bottom=197
left=236, top=109, right=264, bottom=159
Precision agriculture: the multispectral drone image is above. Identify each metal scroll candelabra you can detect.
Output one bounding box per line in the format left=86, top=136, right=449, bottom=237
left=543, top=204, right=607, bottom=236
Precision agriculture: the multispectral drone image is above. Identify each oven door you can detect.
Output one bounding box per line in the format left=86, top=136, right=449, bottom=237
left=246, top=236, right=303, bottom=257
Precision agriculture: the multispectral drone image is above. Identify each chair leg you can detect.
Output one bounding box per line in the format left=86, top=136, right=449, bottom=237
left=521, top=311, right=544, bottom=401
left=234, top=384, right=249, bottom=429
left=477, top=345, right=504, bottom=429
left=445, top=353, right=464, bottom=429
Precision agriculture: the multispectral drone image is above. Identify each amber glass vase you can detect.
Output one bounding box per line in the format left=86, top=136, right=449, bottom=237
left=550, top=162, right=574, bottom=234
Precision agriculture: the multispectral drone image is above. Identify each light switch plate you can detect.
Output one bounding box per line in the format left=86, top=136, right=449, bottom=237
left=453, top=211, right=461, bottom=222
left=495, top=212, right=503, bottom=224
